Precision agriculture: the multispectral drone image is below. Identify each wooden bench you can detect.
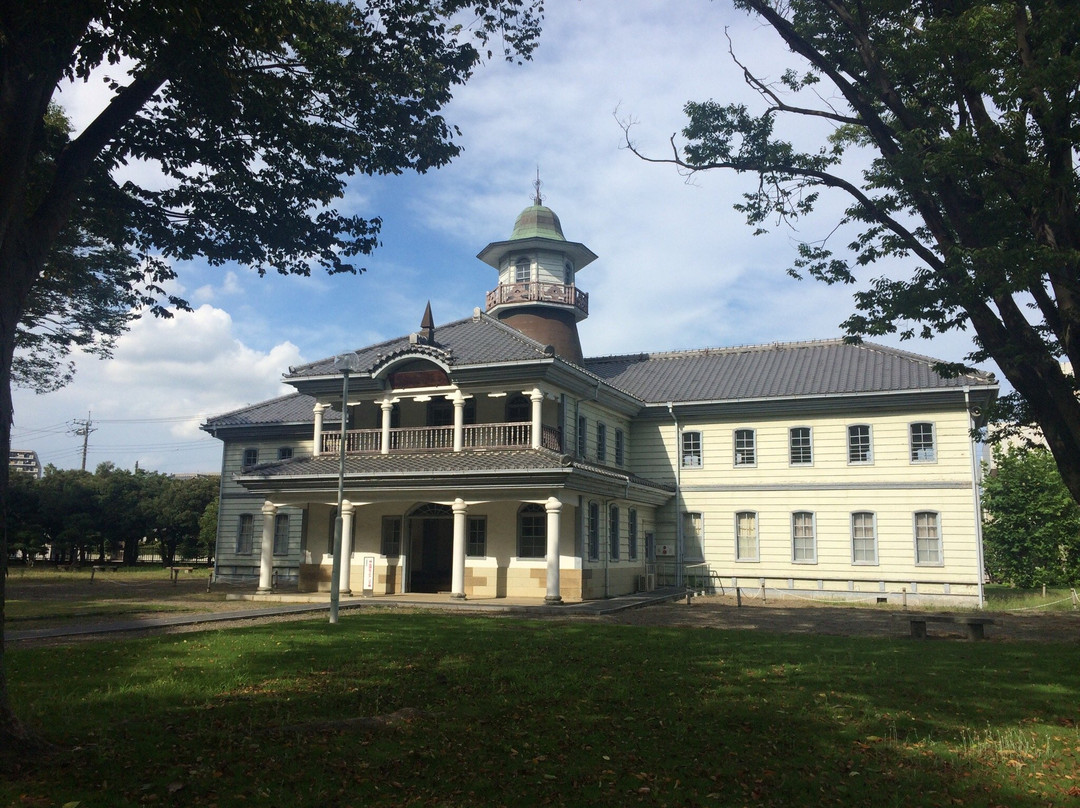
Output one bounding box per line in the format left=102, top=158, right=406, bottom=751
left=900, top=613, right=998, bottom=640
left=169, top=566, right=196, bottom=584
left=90, top=564, right=120, bottom=581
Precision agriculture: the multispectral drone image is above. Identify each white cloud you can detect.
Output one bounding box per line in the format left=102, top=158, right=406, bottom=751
left=11, top=306, right=302, bottom=473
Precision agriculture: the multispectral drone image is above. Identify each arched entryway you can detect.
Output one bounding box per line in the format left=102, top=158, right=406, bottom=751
left=406, top=503, right=453, bottom=593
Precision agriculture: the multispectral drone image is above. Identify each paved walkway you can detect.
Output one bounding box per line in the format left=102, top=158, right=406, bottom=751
left=6, top=588, right=686, bottom=644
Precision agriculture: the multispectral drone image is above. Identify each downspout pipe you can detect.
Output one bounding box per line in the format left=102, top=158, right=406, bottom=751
left=668, top=402, right=683, bottom=587
left=965, top=386, right=986, bottom=608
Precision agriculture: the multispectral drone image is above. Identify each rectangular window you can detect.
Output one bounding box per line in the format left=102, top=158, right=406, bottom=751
left=273, top=513, right=290, bottom=555
left=577, top=416, right=587, bottom=457
left=734, top=429, right=756, bottom=466
left=587, top=501, right=600, bottom=561
left=615, top=429, right=625, bottom=465
left=597, top=423, right=607, bottom=462
left=609, top=506, right=620, bottom=561
left=628, top=509, right=638, bottom=561
left=852, top=512, right=878, bottom=564
left=789, top=427, right=813, bottom=465
left=683, top=512, right=704, bottom=560
left=792, top=512, right=816, bottom=563
left=910, top=422, right=936, bottom=462
left=242, top=448, right=258, bottom=468
left=277, top=447, right=293, bottom=461
left=514, top=258, right=530, bottom=283
left=682, top=431, right=702, bottom=467
left=236, top=514, right=254, bottom=554
left=381, top=516, right=402, bottom=557
left=467, top=517, right=487, bottom=558
left=914, top=511, right=943, bottom=565
left=518, top=506, right=546, bottom=558
left=736, top=511, right=758, bottom=561
left=847, top=425, right=873, bottom=464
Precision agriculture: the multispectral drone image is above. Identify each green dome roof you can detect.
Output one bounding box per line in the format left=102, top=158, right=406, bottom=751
left=510, top=205, right=565, bottom=241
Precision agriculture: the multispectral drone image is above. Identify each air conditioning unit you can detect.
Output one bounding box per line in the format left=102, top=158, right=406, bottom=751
left=636, top=574, right=647, bottom=593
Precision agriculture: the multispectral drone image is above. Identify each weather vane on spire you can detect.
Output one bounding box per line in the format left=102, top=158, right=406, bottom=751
left=533, top=167, right=543, bottom=206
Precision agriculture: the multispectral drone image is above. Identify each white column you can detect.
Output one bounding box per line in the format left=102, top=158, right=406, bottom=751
left=451, top=498, right=468, bottom=599
left=545, top=496, right=563, bottom=604
left=530, top=388, right=544, bottom=449
left=312, top=403, right=328, bottom=457
left=339, top=499, right=354, bottom=595
left=451, top=392, right=466, bottom=452
left=380, top=399, right=394, bottom=454
left=257, top=501, right=277, bottom=593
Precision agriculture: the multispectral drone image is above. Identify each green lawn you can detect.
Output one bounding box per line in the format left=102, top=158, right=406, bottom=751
left=3, top=613, right=1078, bottom=807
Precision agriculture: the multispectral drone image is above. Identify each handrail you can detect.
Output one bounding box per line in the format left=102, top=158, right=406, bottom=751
left=321, top=422, right=563, bottom=454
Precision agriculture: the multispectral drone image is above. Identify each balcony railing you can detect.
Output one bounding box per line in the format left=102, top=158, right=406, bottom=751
left=485, top=282, right=588, bottom=316
left=321, top=422, right=563, bottom=455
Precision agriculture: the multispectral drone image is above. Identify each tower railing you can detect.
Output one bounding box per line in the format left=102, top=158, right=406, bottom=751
left=485, top=282, right=588, bottom=316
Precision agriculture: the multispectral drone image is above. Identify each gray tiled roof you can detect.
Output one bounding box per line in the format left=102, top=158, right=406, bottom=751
left=583, top=339, right=995, bottom=404
left=286, top=312, right=554, bottom=378
left=202, top=394, right=340, bottom=429
left=239, top=448, right=672, bottom=492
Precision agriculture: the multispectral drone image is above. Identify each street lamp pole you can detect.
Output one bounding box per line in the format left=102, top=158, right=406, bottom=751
left=329, top=353, right=360, bottom=624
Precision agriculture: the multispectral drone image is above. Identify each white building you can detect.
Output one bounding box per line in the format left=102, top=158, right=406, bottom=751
left=203, top=199, right=997, bottom=605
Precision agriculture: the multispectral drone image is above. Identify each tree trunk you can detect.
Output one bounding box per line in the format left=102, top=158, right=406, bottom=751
left=0, top=286, right=46, bottom=757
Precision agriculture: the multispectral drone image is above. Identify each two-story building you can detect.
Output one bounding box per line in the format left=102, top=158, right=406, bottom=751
left=203, top=197, right=997, bottom=605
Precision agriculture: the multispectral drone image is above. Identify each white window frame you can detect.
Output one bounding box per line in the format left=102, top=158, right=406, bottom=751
left=914, top=511, right=943, bottom=566
left=847, top=424, right=873, bottom=465
left=273, top=513, right=290, bottom=555
left=577, top=415, right=588, bottom=457
left=518, top=504, right=546, bottom=559
left=236, top=513, right=254, bottom=555
left=514, top=257, right=531, bottom=283
left=789, top=426, right=813, bottom=466
left=735, top=511, right=759, bottom=562
left=733, top=429, right=756, bottom=467
left=909, top=422, right=937, bottom=463
left=682, top=430, right=703, bottom=468
left=608, top=505, right=620, bottom=561
left=381, top=516, right=402, bottom=557
left=683, top=512, right=704, bottom=561
left=615, top=429, right=625, bottom=466
left=242, top=447, right=258, bottom=468
left=587, top=501, right=600, bottom=561
left=467, top=516, right=487, bottom=558
left=597, top=423, right=607, bottom=462
left=791, top=511, right=816, bottom=563
left=851, top=512, right=878, bottom=565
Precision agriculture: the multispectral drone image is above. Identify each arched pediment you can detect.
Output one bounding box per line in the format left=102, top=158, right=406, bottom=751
left=370, top=347, right=453, bottom=388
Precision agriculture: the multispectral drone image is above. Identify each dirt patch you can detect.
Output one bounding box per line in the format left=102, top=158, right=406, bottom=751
left=599, top=595, right=1080, bottom=643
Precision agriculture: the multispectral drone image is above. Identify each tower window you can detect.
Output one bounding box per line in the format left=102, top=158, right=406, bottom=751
left=514, top=257, right=531, bottom=283
left=564, top=261, right=573, bottom=283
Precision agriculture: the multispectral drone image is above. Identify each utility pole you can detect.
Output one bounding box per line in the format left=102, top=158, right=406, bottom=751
left=70, top=412, right=96, bottom=471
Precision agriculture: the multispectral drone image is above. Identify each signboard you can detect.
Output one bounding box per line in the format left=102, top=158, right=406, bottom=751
left=363, top=556, right=375, bottom=596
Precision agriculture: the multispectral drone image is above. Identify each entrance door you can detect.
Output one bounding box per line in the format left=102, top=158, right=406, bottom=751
left=407, top=505, right=453, bottom=592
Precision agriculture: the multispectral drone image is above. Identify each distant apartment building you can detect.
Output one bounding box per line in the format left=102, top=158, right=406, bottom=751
left=9, top=449, right=42, bottom=478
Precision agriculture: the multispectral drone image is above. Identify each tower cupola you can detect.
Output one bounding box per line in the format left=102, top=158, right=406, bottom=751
left=478, top=184, right=597, bottom=365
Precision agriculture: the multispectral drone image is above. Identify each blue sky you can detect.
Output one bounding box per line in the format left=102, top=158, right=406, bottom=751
left=11, top=1, right=991, bottom=474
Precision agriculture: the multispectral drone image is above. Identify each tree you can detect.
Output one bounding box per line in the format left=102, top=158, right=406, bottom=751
left=153, top=475, right=219, bottom=565
left=197, top=497, right=220, bottom=564
left=13, top=105, right=155, bottom=393
left=624, top=1, right=1080, bottom=500
left=0, top=0, right=542, bottom=754
left=983, top=446, right=1080, bottom=587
